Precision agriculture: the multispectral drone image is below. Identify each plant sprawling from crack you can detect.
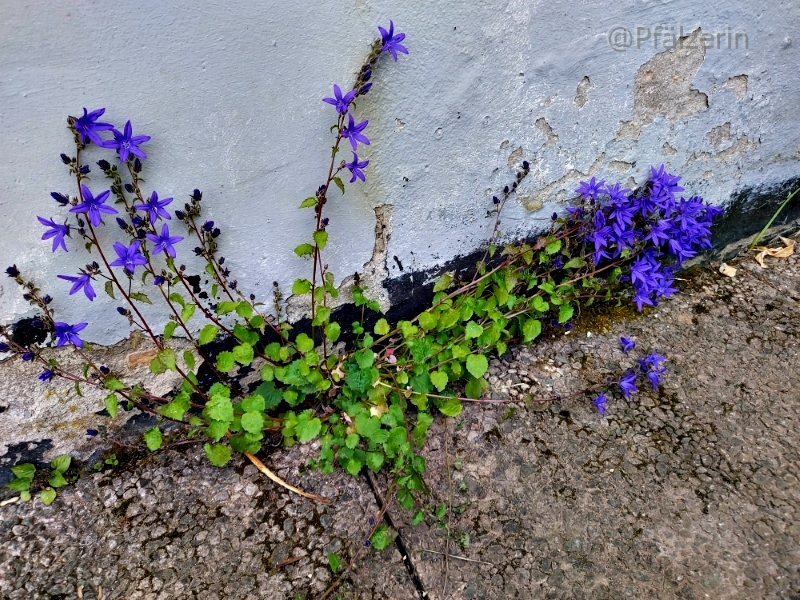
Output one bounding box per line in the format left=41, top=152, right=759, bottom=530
left=3, top=21, right=720, bottom=524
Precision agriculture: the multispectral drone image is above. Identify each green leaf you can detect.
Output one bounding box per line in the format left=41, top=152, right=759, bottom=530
left=216, top=301, right=237, bottom=315
left=411, top=510, right=425, bottom=525
left=465, top=321, right=483, bottom=340
left=373, top=318, right=390, bottom=336
left=206, top=420, right=229, bottom=442
left=6, top=477, right=33, bottom=492
left=216, top=351, right=235, bottom=373
left=531, top=296, right=549, bottom=313
left=11, top=463, right=35, bottom=480
left=344, top=457, right=363, bottom=477
left=439, top=398, right=463, bottom=417
left=294, top=243, right=314, bottom=257
left=325, top=321, right=341, bottom=342
left=143, top=427, right=162, bottom=451
left=130, top=291, right=152, bottom=305
left=163, top=321, right=177, bottom=339
left=464, top=377, right=484, bottom=399
left=159, top=392, right=191, bottom=421
left=104, top=393, right=118, bottom=418
left=312, top=306, right=331, bottom=326
left=256, top=381, right=283, bottom=410
left=232, top=343, right=254, bottom=366
left=40, top=488, right=57, bottom=506
left=332, top=176, right=345, bottom=195
left=233, top=323, right=259, bottom=345
left=241, top=411, right=264, bottom=434
left=104, top=280, right=115, bottom=299
left=149, top=356, right=166, bottom=375
left=203, top=443, right=231, bottom=467
left=313, top=230, right=328, bottom=251
left=564, top=256, right=586, bottom=269
left=236, top=302, right=253, bottom=319
left=183, top=350, right=195, bottom=372
left=328, top=552, right=341, bottom=573
left=355, top=412, right=381, bottom=439
left=292, top=279, right=312, bottom=295
left=157, top=348, right=176, bottom=371
left=181, top=303, right=196, bottom=323
left=206, top=393, right=234, bottom=423
left=545, top=239, right=562, bottom=255
left=522, top=318, right=542, bottom=343
left=295, top=333, right=314, bottom=353
left=558, top=303, right=574, bottom=324
left=259, top=364, right=274, bottom=382
left=50, top=455, right=71, bottom=474
left=418, top=311, right=438, bottom=331
left=370, top=526, right=392, bottom=551
left=296, top=416, right=322, bottom=443
left=466, top=354, right=488, bottom=379
left=300, top=196, right=317, bottom=208
left=355, top=349, right=374, bottom=370
left=104, top=378, right=125, bottom=391
left=48, top=471, right=68, bottom=488
left=433, top=272, right=453, bottom=293
left=241, top=393, right=266, bottom=413
left=345, top=433, right=360, bottom=449
left=198, top=324, right=218, bottom=345
left=366, top=451, right=385, bottom=472
left=430, top=370, right=448, bottom=392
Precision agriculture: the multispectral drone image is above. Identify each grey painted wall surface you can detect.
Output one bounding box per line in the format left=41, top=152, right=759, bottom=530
left=1, top=0, right=798, bottom=344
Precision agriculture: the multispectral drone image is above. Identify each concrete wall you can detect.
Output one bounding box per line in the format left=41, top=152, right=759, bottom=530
left=1, top=0, right=799, bottom=347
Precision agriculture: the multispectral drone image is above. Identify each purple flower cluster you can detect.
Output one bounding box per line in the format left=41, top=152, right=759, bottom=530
left=72, top=108, right=150, bottom=162
left=574, top=166, right=722, bottom=311
left=322, top=22, right=407, bottom=186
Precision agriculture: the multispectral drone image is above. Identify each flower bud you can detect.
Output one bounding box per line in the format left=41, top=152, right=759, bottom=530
left=133, top=158, right=142, bottom=173
left=60, top=154, right=72, bottom=165
left=97, top=159, right=111, bottom=171
left=51, top=192, right=70, bottom=205
left=5, top=265, right=19, bottom=277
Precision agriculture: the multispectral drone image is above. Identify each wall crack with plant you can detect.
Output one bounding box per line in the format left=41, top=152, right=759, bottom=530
left=2, top=21, right=724, bottom=581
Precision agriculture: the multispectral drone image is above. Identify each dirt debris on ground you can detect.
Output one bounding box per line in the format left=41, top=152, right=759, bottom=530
left=1, top=248, right=799, bottom=600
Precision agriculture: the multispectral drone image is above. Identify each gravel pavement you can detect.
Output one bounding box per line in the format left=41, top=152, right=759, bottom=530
left=1, top=247, right=798, bottom=600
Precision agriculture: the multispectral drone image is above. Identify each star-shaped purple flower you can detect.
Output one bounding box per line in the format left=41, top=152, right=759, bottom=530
left=576, top=177, right=605, bottom=201
left=37, top=217, right=70, bottom=252
left=54, top=322, right=88, bottom=348
left=109, top=240, right=148, bottom=273
left=134, top=191, right=173, bottom=225
left=57, top=272, right=96, bottom=301
left=146, top=224, right=184, bottom=258
left=342, top=113, right=370, bottom=152
left=73, top=108, right=114, bottom=146
left=345, top=152, right=369, bottom=183
left=70, top=185, right=118, bottom=227
left=378, top=21, right=408, bottom=61
left=323, top=84, right=357, bottom=114
left=104, top=120, right=151, bottom=163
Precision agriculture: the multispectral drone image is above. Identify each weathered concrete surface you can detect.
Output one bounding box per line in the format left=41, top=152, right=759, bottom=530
left=1, top=239, right=799, bottom=599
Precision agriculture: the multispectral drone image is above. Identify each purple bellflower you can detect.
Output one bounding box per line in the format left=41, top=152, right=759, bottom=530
left=345, top=152, right=369, bottom=182
left=620, top=337, right=635, bottom=353
left=57, top=272, right=96, bottom=301
left=54, top=322, right=88, bottom=348
left=378, top=21, right=408, bottom=61
left=38, top=369, right=55, bottom=382
left=73, top=108, right=114, bottom=146
left=37, top=217, right=70, bottom=252
left=70, top=185, right=118, bottom=227
left=619, top=370, right=638, bottom=400
left=135, top=191, right=173, bottom=224
left=109, top=241, right=148, bottom=273
left=104, top=120, right=151, bottom=163
left=575, top=177, right=605, bottom=202
left=146, top=224, right=184, bottom=258
left=342, top=113, right=370, bottom=151
left=323, top=84, right=357, bottom=114
left=593, top=391, right=607, bottom=416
